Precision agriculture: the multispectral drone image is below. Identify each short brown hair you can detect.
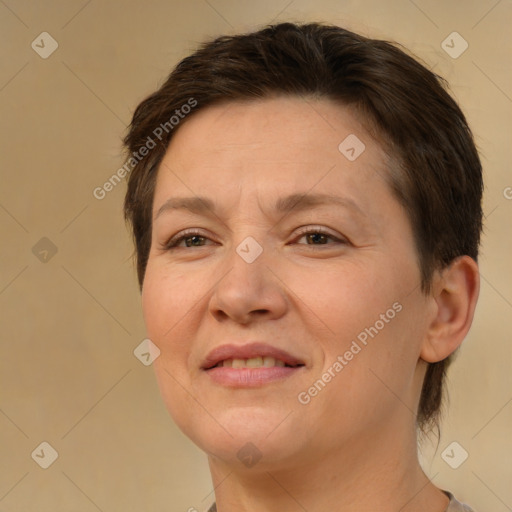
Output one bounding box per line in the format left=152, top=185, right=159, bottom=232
left=123, top=22, right=483, bottom=433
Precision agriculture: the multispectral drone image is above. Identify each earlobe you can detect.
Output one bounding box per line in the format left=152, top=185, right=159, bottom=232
left=420, top=256, right=480, bottom=363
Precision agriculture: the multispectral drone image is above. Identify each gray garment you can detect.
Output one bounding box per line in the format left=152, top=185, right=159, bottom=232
left=443, top=490, right=477, bottom=511
left=205, top=490, right=477, bottom=511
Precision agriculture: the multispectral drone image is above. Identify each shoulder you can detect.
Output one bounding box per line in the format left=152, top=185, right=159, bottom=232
left=443, top=490, right=478, bottom=512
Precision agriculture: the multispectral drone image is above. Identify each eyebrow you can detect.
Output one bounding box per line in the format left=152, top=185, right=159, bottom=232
left=154, top=192, right=366, bottom=221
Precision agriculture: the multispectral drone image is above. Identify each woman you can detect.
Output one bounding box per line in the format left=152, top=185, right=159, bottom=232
left=123, top=22, right=482, bottom=511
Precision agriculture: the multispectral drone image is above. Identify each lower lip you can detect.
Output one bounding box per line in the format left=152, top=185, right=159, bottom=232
left=204, top=366, right=303, bottom=387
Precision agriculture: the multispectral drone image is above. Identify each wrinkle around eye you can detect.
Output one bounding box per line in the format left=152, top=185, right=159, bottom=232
left=151, top=214, right=378, bottom=254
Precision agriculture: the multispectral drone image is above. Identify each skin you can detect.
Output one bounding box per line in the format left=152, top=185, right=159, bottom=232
left=141, top=96, right=480, bottom=512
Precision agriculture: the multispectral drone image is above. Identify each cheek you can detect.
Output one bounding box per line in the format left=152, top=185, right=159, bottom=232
left=141, top=271, right=170, bottom=343
left=141, top=264, right=200, bottom=381
left=288, top=258, right=420, bottom=410
left=282, top=257, right=398, bottom=344
left=141, top=265, right=201, bottom=431
left=331, top=299, right=424, bottom=423
left=142, top=264, right=194, bottom=342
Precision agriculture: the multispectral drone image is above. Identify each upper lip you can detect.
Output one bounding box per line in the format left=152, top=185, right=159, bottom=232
left=201, top=342, right=305, bottom=370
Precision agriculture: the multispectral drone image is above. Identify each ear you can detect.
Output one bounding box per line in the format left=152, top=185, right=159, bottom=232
left=420, top=256, right=480, bottom=363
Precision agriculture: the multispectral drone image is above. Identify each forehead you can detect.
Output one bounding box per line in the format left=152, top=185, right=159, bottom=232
left=154, top=96, right=391, bottom=202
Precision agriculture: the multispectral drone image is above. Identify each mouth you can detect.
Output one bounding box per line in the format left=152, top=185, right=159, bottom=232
left=201, top=342, right=306, bottom=387
left=208, top=356, right=302, bottom=369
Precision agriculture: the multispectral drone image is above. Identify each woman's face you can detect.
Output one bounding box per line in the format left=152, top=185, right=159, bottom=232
left=142, top=96, right=432, bottom=470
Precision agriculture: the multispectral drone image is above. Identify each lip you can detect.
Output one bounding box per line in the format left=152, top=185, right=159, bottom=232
left=201, top=342, right=306, bottom=388
left=206, top=366, right=302, bottom=387
left=201, top=342, right=305, bottom=370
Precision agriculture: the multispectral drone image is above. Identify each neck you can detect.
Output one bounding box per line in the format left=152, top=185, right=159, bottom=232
left=207, top=417, right=449, bottom=512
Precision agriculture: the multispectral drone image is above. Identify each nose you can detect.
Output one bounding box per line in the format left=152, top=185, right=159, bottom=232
left=208, top=240, right=288, bottom=325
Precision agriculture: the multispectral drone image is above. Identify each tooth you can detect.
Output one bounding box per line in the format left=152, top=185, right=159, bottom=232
left=246, top=356, right=263, bottom=368
left=220, top=357, right=288, bottom=368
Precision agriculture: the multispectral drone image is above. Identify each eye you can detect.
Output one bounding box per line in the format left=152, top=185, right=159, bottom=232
left=164, top=229, right=215, bottom=249
left=293, top=226, right=348, bottom=246
left=163, top=226, right=348, bottom=250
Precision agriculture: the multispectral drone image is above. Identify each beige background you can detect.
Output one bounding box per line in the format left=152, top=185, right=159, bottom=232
left=1, top=0, right=511, bottom=511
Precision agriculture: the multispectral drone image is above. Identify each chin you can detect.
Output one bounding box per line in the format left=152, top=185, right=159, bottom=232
left=173, top=404, right=307, bottom=470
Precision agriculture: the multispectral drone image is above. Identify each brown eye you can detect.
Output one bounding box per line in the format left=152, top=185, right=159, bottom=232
left=303, top=232, right=330, bottom=244
left=295, top=227, right=347, bottom=246
left=164, top=230, right=214, bottom=249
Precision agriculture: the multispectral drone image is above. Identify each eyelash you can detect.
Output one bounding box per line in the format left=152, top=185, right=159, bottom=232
left=163, top=226, right=348, bottom=250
